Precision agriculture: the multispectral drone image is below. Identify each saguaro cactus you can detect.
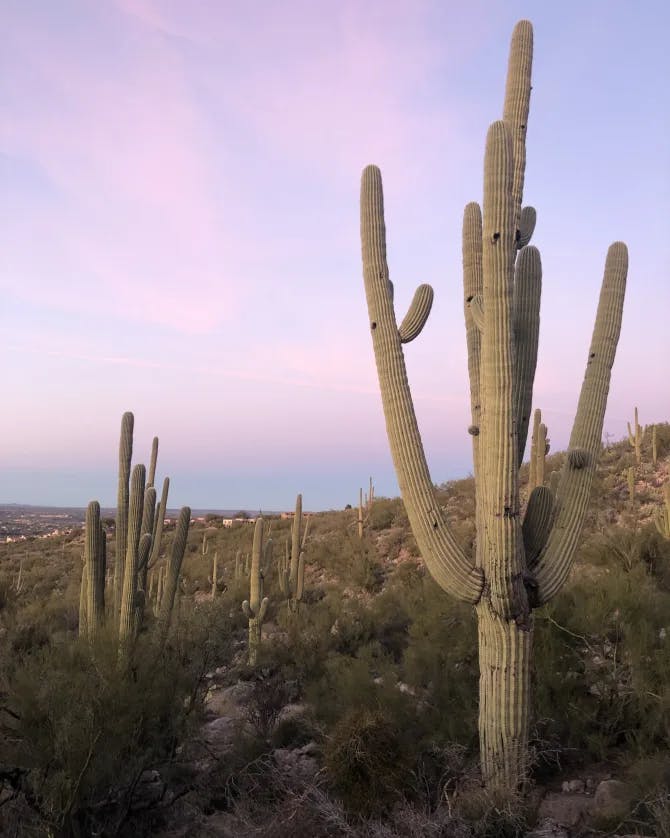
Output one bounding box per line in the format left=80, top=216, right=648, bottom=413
left=278, top=494, right=309, bottom=613
left=84, top=501, right=106, bottom=640
left=360, top=20, right=627, bottom=789
left=655, top=483, right=670, bottom=538
left=358, top=488, right=364, bottom=538
left=157, top=507, right=191, bottom=639
left=652, top=424, right=658, bottom=466
left=627, top=407, right=645, bottom=464
left=529, top=409, right=549, bottom=491
left=242, top=517, right=269, bottom=664
left=113, top=412, right=134, bottom=616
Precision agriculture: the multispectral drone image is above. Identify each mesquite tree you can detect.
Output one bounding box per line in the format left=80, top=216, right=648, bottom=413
left=359, top=20, right=627, bottom=789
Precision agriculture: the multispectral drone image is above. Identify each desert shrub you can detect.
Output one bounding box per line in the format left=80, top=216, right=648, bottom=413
left=0, top=601, right=234, bottom=836
left=367, top=498, right=399, bottom=531
left=323, top=707, right=413, bottom=816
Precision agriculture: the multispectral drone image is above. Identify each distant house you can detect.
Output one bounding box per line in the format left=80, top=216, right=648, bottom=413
left=222, top=519, right=234, bottom=528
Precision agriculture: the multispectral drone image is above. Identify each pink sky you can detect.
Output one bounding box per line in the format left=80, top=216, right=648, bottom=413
left=1, top=0, right=668, bottom=509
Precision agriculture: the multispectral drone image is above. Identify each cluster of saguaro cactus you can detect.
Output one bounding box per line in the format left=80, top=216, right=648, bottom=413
left=360, top=20, right=627, bottom=789
left=278, top=494, right=309, bottom=613
left=656, top=484, right=670, bottom=538
left=242, top=517, right=270, bottom=664
left=528, top=409, right=549, bottom=491
left=627, top=407, right=645, bottom=464
left=78, top=412, right=191, bottom=652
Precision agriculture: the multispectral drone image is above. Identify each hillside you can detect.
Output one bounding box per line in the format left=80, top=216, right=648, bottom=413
left=1, top=426, right=670, bottom=837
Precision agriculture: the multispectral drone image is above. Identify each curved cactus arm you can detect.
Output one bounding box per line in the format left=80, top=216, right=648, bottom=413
left=513, top=246, right=542, bottom=466
left=479, top=121, right=528, bottom=621
left=258, top=597, right=269, bottom=623
left=361, top=165, right=483, bottom=603
left=79, top=562, right=88, bottom=638
left=157, top=506, right=191, bottom=637
left=242, top=600, right=252, bottom=619
left=113, top=411, right=134, bottom=616
left=532, top=243, right=628, bottom=605
left=517, top=206, right=536, bottom=249
left=147, top=436, right=159, bottom=488
left=398, top=284, right=434, bottom=343
left=148, top=477, right=169, bottom=570
left=523, top=486, right=554, bottom=567
left=468, top=295, right=485, bottom=332
left=502, top=19, right=533, bottom=233
left=136, top=532, right=153, bottom=576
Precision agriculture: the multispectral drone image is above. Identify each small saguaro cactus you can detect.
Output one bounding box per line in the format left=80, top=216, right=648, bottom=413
left=627, top=466, right=636, bottom=502
left=652, top=424, right=658, bottom=466
left=627, top=407, right=645, bottom=464
left=234, top=549, right=243, bottom=580
left=278, top=494, right=310, bottom=614
left=359, top=20, right=627, bottom=790
left=358, top=488, right=364, bottom=539
left=529, top=409, right=550, bottom=491
left=655, top=483, right=670, bottom=539
left=242, top=517, right=269, bottom=665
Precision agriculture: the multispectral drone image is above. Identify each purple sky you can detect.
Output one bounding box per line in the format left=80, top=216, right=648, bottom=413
left=2, top=1, right=669, bottom=510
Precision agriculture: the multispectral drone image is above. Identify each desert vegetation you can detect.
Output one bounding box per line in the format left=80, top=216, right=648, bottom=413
left=1, top=17, right=668, bottom=838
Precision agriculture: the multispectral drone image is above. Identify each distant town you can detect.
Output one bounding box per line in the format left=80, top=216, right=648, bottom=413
left=0, top=504, right=291, bottom=541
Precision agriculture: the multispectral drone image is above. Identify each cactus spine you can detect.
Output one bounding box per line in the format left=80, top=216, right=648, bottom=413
left=655, top=483, right=670, bottom=538
left=242, top=517, right=269, bottom=665
left=627, top=406, right=645, bottom=464
left=360, top=20, right=627, bottom=789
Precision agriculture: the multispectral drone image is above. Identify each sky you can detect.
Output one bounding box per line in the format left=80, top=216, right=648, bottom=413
left=1, top=0, right=669, bottom=511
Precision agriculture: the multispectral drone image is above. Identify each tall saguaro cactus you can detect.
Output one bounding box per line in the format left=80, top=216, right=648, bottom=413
left=242, top=517, right=269, bottom=665
left=360, top=20, right=627, bottom=789
left=529, top=409, right=549, bottom=491
left=84, top=501, right=106, bottom=640
left=113, top=412, right=134, bottom=616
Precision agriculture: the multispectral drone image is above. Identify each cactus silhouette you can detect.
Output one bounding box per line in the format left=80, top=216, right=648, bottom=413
left=360, top=20, right=627, bottom=789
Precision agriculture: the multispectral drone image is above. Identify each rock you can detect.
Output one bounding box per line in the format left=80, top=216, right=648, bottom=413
left=592, top=779, right=633, bottom=820
left=525, top=818, right=570, bottom=838
left=538, top=792, right=593, bottom=827
left=273, top=741, right=319, bottom=784
left=561, top=779, right=585, bottom=794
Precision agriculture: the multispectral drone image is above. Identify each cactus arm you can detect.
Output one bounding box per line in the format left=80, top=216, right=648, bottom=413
left=84, top=501, right=106, bottom=639
left=502, top=19, right=533, bottom=233
left=479, top=120, right=528, bottom=621
left=147, top=436, right=159, bottom=488
left=655, top=483, right=670, bottom=538
left=157, top=506, right=191, bottom=636
left=523, top=486, right=554, bottom=566
left=398, top=284, right=434, bottom=343
left=113, top=411, right=133, bottom=616
left=148, top=477, right=169, bottom=570
left=296, top=551, right=306, bottom=600
left=462, top=202, right=486, bottom=567
left=532, top=243, right=628, bottom=605
left=513, top=247, right=542, bottom=465
left=361, top=165, right=483, bottom=603
left=249, top=517, right=264, bottom=615
left=78, top=562, right=88, bottom=638
left=289, top=494, right=302, bottom=588
left=119, top=464, right=146, bottom=646
left=517, top=206, right=536, bottom=249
